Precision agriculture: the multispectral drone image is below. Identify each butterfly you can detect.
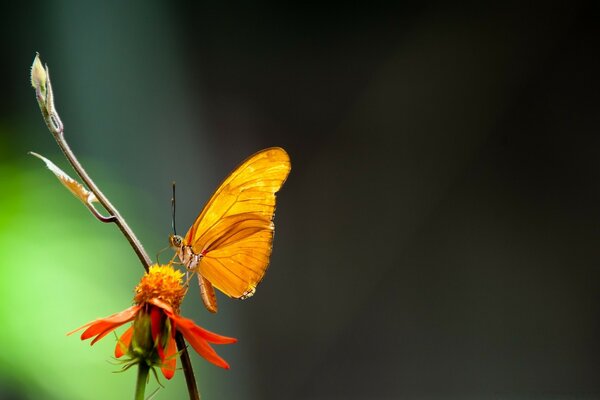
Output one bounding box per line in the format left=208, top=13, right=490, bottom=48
left=169, top=147, right=291, bottom=313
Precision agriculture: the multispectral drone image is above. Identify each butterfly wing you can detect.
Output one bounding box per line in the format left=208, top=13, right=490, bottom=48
left=184, top=147, right=291, bottom=299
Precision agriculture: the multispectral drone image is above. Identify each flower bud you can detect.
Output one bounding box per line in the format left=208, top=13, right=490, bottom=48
left=130, top=308, right=154, bottom=360
left=30, top=53, right=47, bottom=103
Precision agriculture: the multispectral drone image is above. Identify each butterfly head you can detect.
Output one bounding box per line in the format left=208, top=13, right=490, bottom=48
left=169, top=234, right=184, bottom=250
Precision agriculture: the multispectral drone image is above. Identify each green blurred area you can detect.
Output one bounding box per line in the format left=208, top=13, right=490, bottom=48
left=0, top=2, right=247, bottom=397
left=0, top=130, right=194, bottom=399
left=3, top=1, right=600, bottom=399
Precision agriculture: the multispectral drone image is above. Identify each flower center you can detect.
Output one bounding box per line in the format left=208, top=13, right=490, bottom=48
left=134, top=264, right=187, bottom=311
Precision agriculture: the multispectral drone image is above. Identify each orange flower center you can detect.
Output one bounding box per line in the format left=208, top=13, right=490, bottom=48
left=134, top=264, right=187, bottom=311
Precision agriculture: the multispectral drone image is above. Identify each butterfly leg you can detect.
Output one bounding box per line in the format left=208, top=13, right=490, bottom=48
left=183, top=268, right=197, bottom=287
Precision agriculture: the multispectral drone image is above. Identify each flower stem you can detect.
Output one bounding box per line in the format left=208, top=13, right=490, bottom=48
left=134, top=363, right=149, bottom=400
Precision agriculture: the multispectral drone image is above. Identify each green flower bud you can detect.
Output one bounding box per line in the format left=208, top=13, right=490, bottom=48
left=30, top=53, right=47, bottom=103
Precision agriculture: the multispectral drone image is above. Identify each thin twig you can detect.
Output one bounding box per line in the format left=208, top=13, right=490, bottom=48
left=84, top=197, right=118, bottom=223
left=176, top=332, right=201, bottom=400
left=33, top=60, right=152, bottom=271
left=52, top=129, right=153, bottom=271
left=31, top=54, right=200, bottom=399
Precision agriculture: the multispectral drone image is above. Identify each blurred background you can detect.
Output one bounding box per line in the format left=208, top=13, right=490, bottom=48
left=1, top=1, right=599, bottom=399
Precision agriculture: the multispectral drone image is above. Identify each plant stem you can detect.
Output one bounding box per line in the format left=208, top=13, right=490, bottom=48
left=33, top=63, right=152, bottom=272
left=32, top=55, right=200, bottom=400
left=52, top=130, right=152, bottom=271
left=134, top=363, right=149, bottom=400
left=176, top=332, right=201, bottom=400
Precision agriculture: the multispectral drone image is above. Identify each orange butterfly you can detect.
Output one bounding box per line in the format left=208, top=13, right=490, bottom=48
left=170, top=147, right=291, bottom=313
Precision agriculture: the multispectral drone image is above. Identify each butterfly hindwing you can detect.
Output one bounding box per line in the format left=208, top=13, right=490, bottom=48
left=183, top=147, right=291, bottom=299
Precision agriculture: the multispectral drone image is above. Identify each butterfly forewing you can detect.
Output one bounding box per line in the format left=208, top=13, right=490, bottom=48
left=183, top=147, right=291, bottom=300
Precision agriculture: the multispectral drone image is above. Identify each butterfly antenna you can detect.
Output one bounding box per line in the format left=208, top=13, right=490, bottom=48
left=171, top=181, right=177, bottom=236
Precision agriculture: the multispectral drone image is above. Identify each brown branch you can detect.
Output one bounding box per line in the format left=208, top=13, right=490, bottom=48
left=176, top=332, right=201, bottom=400
left=31, top=55, right=152, bottom=272
left=31, top=54, right=200, bottom=399
left=52, top=129, right=153, bottom=271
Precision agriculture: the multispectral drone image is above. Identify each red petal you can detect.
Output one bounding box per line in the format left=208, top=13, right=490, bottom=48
left=162, top=308, right=237, bottom=344
left=150, top=298, right=235, bottom=369
left=171, top=314, right=232, bottom=369
left=150, top=306, right=165, bottom=360
left=182, top=328, right=230, bottom=369
left=68, top=305, right=140, bottom=336
left=148, top=298, right=174, bottom=314
left=114, top=325, right=134, bottom=358
left=186, top=322, right=237, bottom=345
left=70, top=306, right=141, bottom=345
left=160, top=334, right=178, bottom=380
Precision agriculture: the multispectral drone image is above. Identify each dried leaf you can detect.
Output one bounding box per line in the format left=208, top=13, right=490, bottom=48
left=29, top=152, right=97, bottom=204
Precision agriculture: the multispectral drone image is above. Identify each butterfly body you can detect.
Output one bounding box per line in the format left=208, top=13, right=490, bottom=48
left=170, top=147, right=291, bottom=313
left=170, top=235, right=201, bottom=269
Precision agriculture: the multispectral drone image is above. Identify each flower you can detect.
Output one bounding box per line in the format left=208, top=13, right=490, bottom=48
left=69, top=264, right=236, bottom=379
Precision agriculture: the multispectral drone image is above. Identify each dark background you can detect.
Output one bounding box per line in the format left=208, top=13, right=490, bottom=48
left=1, top=1, right=599, bottom=399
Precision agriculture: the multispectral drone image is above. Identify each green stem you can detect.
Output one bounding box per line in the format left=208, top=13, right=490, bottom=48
left=134, top=363, right=150, bottom=400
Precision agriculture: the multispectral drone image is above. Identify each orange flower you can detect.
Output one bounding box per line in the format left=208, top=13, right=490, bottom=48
left=69, top=264, right=236, bottom=379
